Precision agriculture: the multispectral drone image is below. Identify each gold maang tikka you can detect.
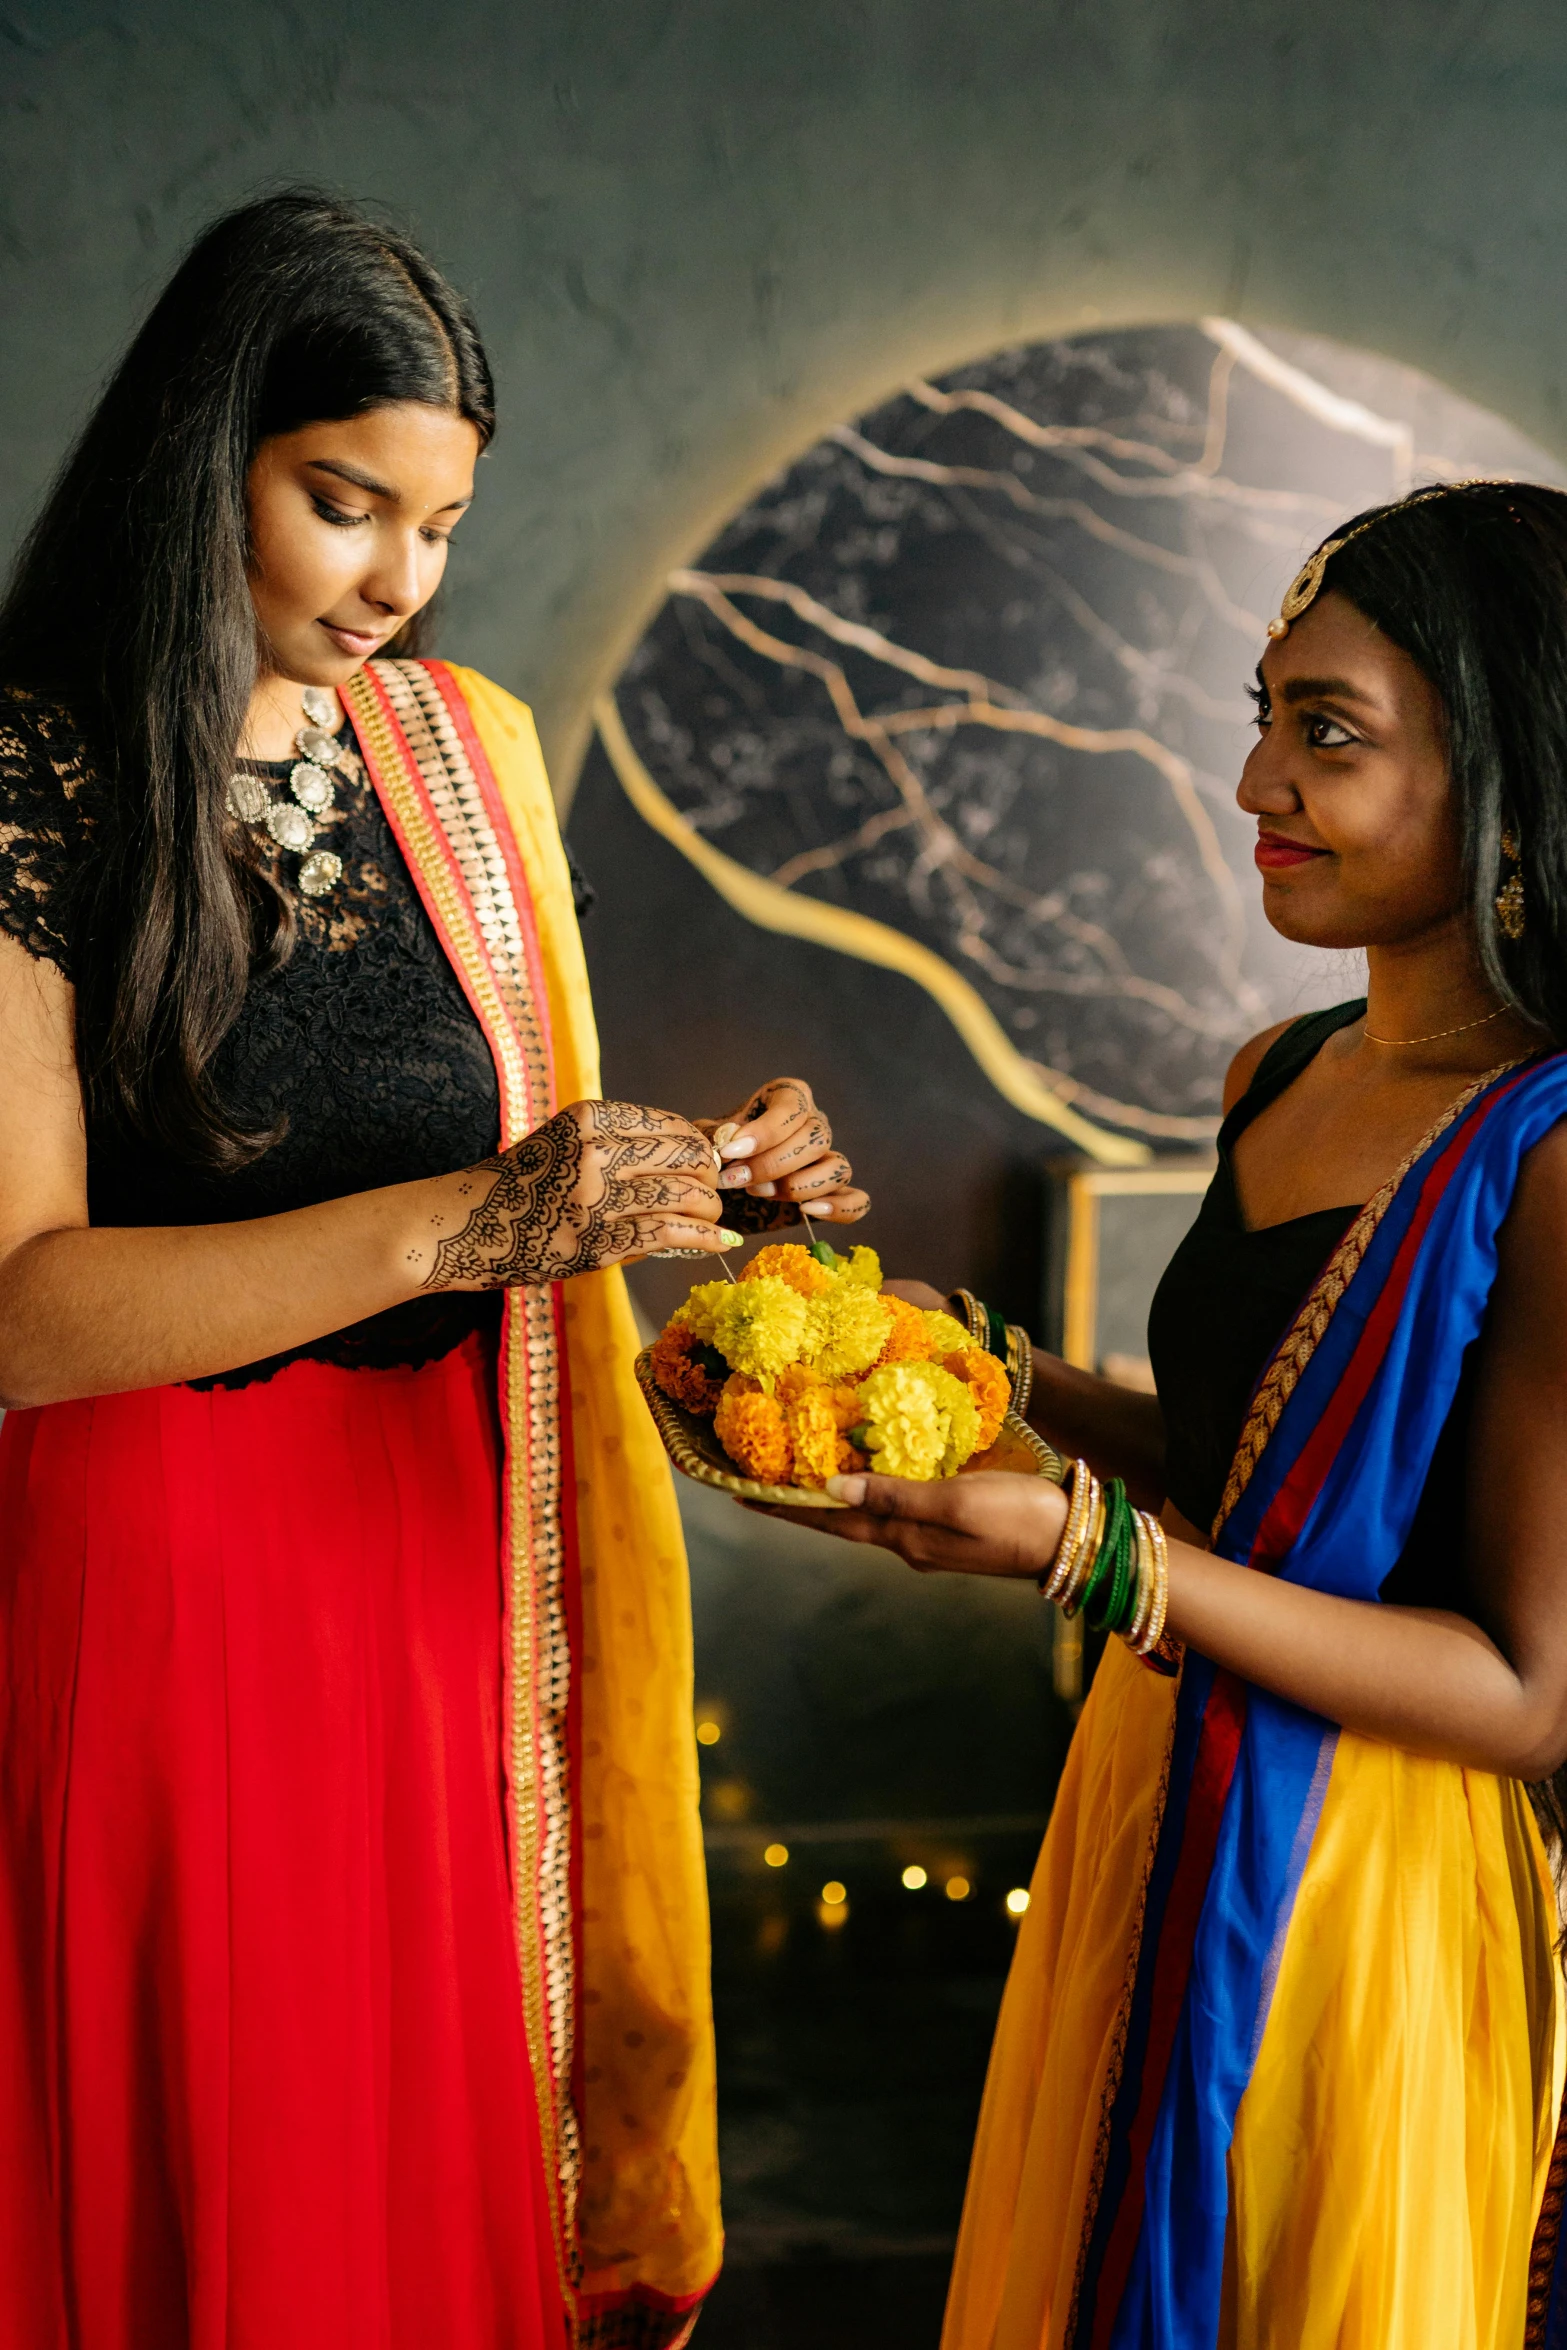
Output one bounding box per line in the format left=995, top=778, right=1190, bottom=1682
left=1265, top=481, right=1491, bottom=640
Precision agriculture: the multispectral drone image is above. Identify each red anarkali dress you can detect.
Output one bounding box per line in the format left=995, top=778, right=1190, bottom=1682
left=0, top=664, right=721, bottom=2349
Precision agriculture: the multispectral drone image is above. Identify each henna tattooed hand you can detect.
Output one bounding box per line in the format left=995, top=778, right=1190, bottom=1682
left=697, top=1076, right=870, bottom=1231
left=418, top=1101, right=738, bottom=1291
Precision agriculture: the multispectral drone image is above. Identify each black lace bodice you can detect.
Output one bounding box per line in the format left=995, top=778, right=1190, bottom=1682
left=0, top=685, right=584, bottom=1389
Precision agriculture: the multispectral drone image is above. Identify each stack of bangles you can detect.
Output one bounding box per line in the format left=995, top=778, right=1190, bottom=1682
left=1038, top=1459, right=1169, bottom=1657
left=946, top=1287, right=1033, bottom=1419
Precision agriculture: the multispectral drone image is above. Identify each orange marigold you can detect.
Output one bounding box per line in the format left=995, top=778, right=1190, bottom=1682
left=787, top=1386, right=842, bottom=1488
left=825, top=1384, right=867, bottom=1432
left=650, top=1321, right=725, bottom=1416
left=943, top=1347, right=1010, bottom=1451
left=775, top=1362, right=824, bottom=1410
left=714, top=1376, right=794, bottom=1486
left=874, top=1293, right=938, bottom=1369
left=740, top=1243, right=835, bottom=1300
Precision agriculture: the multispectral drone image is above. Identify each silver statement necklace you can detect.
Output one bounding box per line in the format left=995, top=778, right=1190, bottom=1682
left=226, top=685, right=348, bottom=899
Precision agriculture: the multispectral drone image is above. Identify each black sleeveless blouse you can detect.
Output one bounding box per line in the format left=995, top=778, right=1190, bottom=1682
left=1147, top=1002, right=1472, bottom=1609
left=0, top=687, right=588, bottom=1389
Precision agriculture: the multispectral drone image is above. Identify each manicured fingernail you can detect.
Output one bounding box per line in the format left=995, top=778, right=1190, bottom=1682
left=751, top=1179, right=775, bottom=1197
left=717, top=1136, right=755, bottom=1161
left=826, top=1474, right=867, bottom=1505
left=718, top=1229, right=744, bottom=1249
left=719, top=1166, right=752, bottom=1185
left=713, top=1122, right=739, bottom=1147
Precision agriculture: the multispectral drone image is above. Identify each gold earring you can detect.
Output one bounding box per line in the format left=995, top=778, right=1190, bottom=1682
left=1496, top=825, right=1526, bottom=941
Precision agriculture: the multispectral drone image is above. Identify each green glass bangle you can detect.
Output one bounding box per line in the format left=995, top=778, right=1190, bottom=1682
left=985, top=1304, right=1010, bottom=1361
left=1102, top=1513, right=1138, bottom=1635
left=1085, top=1480, right=1135, bottom=1633
left=1076, top=1478, right=1125, bottom=1624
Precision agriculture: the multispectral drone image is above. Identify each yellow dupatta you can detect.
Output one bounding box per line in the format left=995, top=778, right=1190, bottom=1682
left=343, top=658, right=720, bottom=2348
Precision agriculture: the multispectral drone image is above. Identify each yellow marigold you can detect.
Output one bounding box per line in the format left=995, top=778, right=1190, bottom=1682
left=786, top=1385, right=842, bottom=1488
left=922, top=1310, right=975, bottom=1358
left=708, top=1276, right=810, bottom=1380
left=943, top=1346, right=1010, bottom=1451
left=649, top=1321, right=725, bottom=1416
left=677, top=1281, right=731, bottom=1347
left=854, top=1361, right=982, bottom=1480
left=841, top=1245, right=884, bottom=1290
left=803, top=1282, right=893, bottom=1381
left=714, top=1376, right=794, bottom=1485
left=874, top=1294, right=938, bottom=1368
left=741, top=1244, right=835, bottom=1300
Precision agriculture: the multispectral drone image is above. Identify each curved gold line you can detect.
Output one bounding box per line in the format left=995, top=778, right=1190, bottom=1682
left=595, top=694, right=1150, bottom=1167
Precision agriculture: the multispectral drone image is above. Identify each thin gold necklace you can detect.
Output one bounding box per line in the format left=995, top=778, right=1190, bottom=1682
left=1362, top=1003, right=1509, bottom=1047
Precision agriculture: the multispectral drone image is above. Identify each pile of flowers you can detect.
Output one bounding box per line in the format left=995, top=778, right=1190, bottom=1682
left=648, top=1241, right=1012, bottom=1488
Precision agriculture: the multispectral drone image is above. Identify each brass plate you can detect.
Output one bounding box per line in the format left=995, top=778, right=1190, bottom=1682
left=634, top=1348, right=1066, bottom=1508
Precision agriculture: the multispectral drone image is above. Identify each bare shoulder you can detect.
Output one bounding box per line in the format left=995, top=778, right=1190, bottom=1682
left=1221, top=1020, right=1296, bottom=1117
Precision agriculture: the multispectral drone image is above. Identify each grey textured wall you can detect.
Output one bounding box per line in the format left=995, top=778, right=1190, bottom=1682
left=4, top=0, right=1566, bottom=799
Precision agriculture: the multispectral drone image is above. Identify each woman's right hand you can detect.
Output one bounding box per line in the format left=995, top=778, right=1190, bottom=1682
left=415, top=1100, right=737, bottom=1291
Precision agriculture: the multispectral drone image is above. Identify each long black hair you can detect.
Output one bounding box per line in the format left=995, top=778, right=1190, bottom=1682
left=0, top=189, right=494, bottom=1169
left=1312, top=480, right=1567, bottom=1043
left=1310, top=479, right=1567, bottom=1860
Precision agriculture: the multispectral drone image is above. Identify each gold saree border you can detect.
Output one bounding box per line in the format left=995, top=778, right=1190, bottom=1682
left=342, top=661, right=582, bottom=2300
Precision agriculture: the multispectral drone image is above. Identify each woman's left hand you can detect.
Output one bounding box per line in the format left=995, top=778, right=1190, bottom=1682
left=698, top=1076, right=869, bottom=1229
left=767, top=1469, right=1068, bottom=1579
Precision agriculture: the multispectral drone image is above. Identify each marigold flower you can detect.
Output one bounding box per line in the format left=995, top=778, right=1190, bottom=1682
left=803, top=1282, right=893, bottom=1381
left=841, top=1245, right=884, bottom=1290
left=775, top=1363, right=824, bottom=1409
left=854, top=1361, right=982, bottom=1480
left=786, top=1386, right=842, bottom=1488
left=709, top=1276, right=810, bottom=1380
left=741, top=1244, right=834, bottom=1300
left=943, top=1346, right=1010, bottom=1451
left=825, top=1384, right=866, bottom=1431
left=677, top=1281, right=731, bottom=1347
left=922, top=1310, right=975, bottom=1358
left=714, top=1376, right=794, bottom=1485
left=874, top=1294, right=938, bottom=1368
left=649, top=1321, right=725, bottom=1416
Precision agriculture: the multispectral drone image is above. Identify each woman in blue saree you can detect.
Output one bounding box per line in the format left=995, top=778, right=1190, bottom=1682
left=790, top=480, right=1567, bottom=2348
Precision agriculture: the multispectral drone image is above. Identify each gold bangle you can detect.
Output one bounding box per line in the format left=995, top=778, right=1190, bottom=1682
left=1124, top=1511, right=1151, bottom=1649
left=1039, top=1456, right=1092, bottom=1604
left=1061, top=1483, right=1106, bottom=1617
left=1127, top=1513, right=1170, bottom=1655
left=1145, top=1517, right=1170, bottom=1653
left=1006, top=1323, right=1034, bottom=1420
left=948, top=1287, right=988, bottom=1347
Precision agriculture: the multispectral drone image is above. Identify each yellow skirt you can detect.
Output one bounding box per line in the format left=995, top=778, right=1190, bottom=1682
left=942, top=1641, right=1565, bottom=2350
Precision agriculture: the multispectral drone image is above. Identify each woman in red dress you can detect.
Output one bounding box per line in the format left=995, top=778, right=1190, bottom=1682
left=0, top=191, right=867, bottom=2350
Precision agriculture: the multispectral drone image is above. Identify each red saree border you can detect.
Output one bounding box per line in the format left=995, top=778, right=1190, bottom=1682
left=341, top=663, right=583, bottom=2307
left=423, top=659, right=558, bottom=1094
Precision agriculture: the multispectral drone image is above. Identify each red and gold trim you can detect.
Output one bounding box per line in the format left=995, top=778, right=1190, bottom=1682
left=342, top=660, right=582, bottom=2295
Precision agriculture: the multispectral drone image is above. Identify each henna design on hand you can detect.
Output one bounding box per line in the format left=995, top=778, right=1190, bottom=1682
left=422, top=1102, right=717, bottom=1290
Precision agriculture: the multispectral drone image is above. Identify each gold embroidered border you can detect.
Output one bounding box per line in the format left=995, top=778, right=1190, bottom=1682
left=1212, top=1061, right=1528, bottom=1541
left=342, top=663, right=582, bottom=2290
